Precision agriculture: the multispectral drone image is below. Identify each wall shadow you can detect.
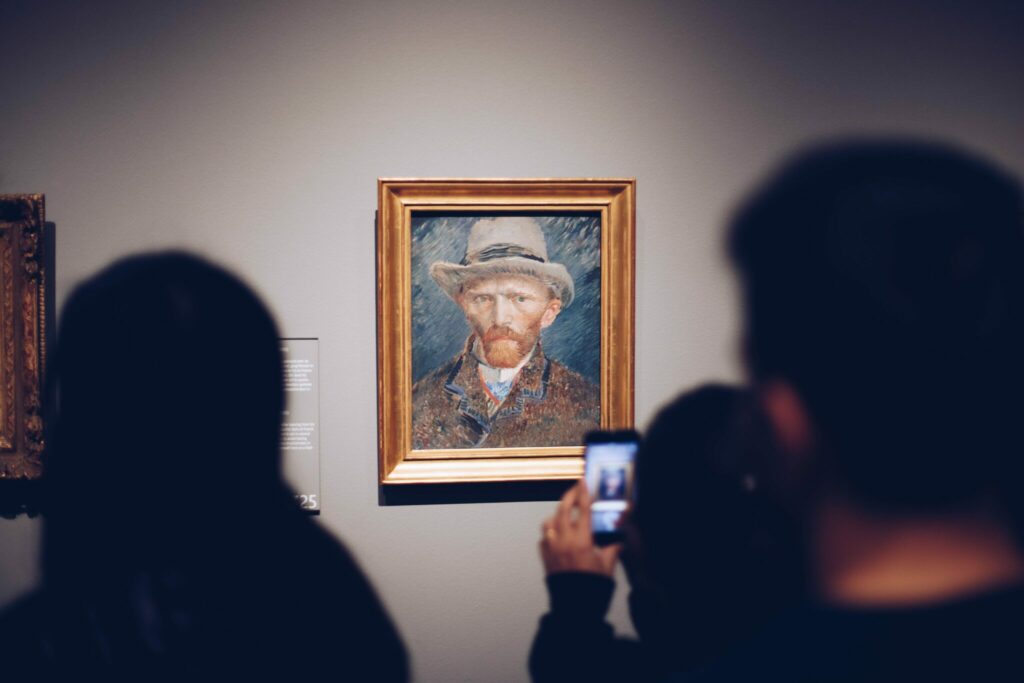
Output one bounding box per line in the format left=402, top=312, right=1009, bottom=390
left=379, top=479, right=573, bottom=506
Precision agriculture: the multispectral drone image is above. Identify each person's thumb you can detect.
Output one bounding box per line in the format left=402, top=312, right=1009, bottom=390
left=597, top=543, right=622, bottom=575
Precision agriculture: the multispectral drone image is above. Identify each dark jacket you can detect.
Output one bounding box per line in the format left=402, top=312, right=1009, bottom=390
left=412, top=337, right=599, bottom=449
left=530, top=573, right=659, bottom=683
left=673, top=582, right=1024, bottom=682
left=0, top=504, right=409, bottom=682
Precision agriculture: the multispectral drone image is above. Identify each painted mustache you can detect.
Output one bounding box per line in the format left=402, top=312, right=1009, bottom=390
left=482, top=326, right=529, bottom=344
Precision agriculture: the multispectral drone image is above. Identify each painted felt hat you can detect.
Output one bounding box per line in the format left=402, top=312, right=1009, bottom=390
left=430, top=217, right=575, bottom=307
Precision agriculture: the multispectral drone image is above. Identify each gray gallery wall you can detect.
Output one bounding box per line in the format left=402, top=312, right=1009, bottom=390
left=2, top=1, right=1022, bottom=681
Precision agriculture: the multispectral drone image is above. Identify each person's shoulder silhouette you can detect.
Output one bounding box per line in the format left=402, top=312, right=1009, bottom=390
left=0, top=252, right=408, bottom=682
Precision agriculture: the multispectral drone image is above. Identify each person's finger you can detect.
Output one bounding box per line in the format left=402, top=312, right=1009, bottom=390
left=578, top=473, right=591, bottom=498
left=597, top=543, right=622, bottom=574
left=598, top=543, right=621, bottom=564
left=555, top=480, right=582, bottom=534
left=577, top=482, right=594, bottom=536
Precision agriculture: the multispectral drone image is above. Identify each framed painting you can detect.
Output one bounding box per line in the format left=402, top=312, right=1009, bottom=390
left=377, top=179, right=635, bottom=484
left=0, top=195, right=50, bottom=502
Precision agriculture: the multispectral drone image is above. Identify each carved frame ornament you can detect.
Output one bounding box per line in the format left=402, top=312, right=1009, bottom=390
left=377, top=179, right=635, bottom=485
left=0, top=194, right=49, bottom=484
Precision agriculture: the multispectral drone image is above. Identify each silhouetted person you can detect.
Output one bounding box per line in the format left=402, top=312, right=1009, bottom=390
left=672, top=140, right=1024, bottom=681
left=530, top=385, right=803, bottom=682
left=0, top=253, right=408, bottom=682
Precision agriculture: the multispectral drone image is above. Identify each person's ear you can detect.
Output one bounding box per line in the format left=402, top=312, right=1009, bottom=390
left=540, top=299, right=562, bottom=329
left=760, top=379, right=815, bottom=458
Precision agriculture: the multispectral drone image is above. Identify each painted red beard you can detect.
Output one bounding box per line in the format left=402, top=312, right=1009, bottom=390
left=481, top=326, right=536, bottom=368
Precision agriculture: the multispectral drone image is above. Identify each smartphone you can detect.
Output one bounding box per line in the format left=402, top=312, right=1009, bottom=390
left=584, top=429, right=639, bottom=545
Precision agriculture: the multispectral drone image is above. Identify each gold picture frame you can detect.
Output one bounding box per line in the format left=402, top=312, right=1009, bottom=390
left=0, top=194, right=50, bottom=487
left=377, top=179, right=635, bottom=484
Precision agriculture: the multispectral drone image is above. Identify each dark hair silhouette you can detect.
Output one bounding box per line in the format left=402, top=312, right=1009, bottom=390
left=1, top=252, right=408, bottom=681
left=45, top=252, right=287, bottom=572
left=627, top=384, right=804, bottom=671
left=729, top=140, right=1024, bottom=511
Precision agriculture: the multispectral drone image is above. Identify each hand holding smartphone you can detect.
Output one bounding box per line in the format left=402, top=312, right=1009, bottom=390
left=539, top=430, right=637, bottom=576
left=584, top=429, right=639, bottom=546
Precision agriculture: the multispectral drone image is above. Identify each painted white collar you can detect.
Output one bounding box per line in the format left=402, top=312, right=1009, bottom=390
left=472, top=338, right=535, bottom=383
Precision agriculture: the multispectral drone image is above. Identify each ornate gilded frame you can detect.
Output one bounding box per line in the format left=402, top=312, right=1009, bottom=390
left=0, top=195, right=49, bottom=486
left=377, top=179, right=635, bottom=484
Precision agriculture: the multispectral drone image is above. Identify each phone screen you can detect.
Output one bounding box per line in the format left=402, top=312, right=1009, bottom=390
left=584, top=432, right=638, bottom=542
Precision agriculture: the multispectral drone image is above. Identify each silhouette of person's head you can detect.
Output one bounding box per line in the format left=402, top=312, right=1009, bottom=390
left=9, top=251, right=409, bottom=681
left=729, top=140, right=1024, bottom=512
left=44, top=252, right=287, bottom=584
left=627, top=384, right=803, bottom=670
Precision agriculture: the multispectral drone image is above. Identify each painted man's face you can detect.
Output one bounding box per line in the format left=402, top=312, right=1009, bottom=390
left=458, top=274, right=562, bottom=368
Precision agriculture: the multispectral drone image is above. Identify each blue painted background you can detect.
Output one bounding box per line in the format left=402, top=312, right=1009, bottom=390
left=411, top=213, right=602, bottom=384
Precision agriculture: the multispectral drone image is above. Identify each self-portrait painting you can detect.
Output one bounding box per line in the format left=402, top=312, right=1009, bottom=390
left=377, top=179, right=634, bottom=484
left=410, top=214, right=601, bottom=450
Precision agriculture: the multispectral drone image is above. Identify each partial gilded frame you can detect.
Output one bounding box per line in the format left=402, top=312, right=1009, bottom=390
left=0, top=194, right=49, bottom=484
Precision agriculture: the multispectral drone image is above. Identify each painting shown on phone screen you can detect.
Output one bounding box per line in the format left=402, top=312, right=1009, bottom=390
left=411, top=213, right=601, bottom=450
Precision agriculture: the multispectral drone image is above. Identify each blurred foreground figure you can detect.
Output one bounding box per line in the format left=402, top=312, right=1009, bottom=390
left=676, top=140, right=1024, bottom=681
left=530, top=385, right=803, bottom=682
left=0, top=253, right=408, bottom=682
